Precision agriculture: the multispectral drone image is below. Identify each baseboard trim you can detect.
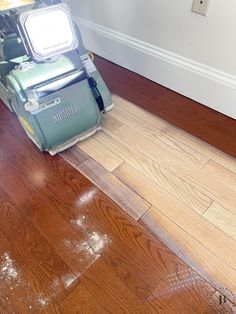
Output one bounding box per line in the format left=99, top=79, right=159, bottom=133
left=76, top=17, right=236, bottom=119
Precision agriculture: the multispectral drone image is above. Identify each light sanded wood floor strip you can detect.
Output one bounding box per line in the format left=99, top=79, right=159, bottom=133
left=113, top=162, right=236, bottom=270
left=62, top=95, right=236, bottom=297
left=94, top=130, right=211, bottom=215
left=105, top=120, right=236, bottom=213
left=111, top=104, right=209, bottom=168
left=115, top=95, right=236, bottom=173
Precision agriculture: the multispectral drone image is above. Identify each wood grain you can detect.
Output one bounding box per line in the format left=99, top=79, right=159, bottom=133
left=165, top=126, right=236, bottom=174
left=111, top=98, right=209, bottom=167
left=78, top=158, right=151, bottom=220
left=0, top=190, right=68, bottom=313
left=80, top=259, right=143, bottom=312
left=59, top=283, right=105, bottom=314
left=111, top=94, right=168, bottom=131
left=78, top=135, right=123, bottom=172
left=79, top=258, right=215, bottom=314
left=60, top=145, right=90, bottom=170
left=101, top=113, right=123, bottom=132
left=203, top=160, right=236, bottom=193
left=101, top=112, right=236, bottom=213
left=113, top=94, right=236, bottom=174
left=203, top=202, right=236, bottom=240
left=114, top=163, right=236, bottom=275
left=95, top=130, right=212, bottom=215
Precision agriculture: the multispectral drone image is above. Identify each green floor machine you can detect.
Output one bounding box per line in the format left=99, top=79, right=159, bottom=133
left=0, top=0, right=113, bottom=154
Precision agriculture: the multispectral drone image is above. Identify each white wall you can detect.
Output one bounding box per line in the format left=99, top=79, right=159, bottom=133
left=67, top=0, right=236, bottom=118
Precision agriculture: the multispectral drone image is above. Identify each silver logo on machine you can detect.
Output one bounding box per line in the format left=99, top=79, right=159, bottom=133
left=52, top=104, right=79, bottom=123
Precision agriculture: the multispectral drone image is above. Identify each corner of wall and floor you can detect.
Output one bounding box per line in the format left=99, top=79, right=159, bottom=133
left=67, top=0, right=236, bottom=119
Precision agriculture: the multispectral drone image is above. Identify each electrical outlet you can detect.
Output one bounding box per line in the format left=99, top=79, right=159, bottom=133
left=192, top=0, right=210, bottom=16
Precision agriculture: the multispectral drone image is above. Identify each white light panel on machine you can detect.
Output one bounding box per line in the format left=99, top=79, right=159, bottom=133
left=19, top=4, right=78, bottom=61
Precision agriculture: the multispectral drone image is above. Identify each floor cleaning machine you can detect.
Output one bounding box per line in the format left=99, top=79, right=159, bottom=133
left=0, top=0, right=113, bottom=154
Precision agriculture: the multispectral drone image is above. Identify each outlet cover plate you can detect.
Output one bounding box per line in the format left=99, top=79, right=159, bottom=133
left=192, top=0, right=210, bottom=16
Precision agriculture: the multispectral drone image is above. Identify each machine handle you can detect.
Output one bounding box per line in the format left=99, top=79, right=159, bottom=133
left=88, top=77, right=105, bottom=113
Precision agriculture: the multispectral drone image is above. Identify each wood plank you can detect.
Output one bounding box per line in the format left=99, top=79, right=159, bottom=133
left=112, top=123, right=203, bottom=171
left=165, top=125, right=236, bottom=174
left=78, top=158, right=151, bottom=220
left=203, top=202, right=236, bottom=240
left=141, top=207, right=236, bottom=298
left=107, top=124, right=236, bottom=213
left=59, top=283, right=105, bottom=314
left=94, top=130, right=211, bottom=215
left=0, top=134, right=83, bottom=209
left=112, top=94, right=168, bottom=131
left=113, top=163, right=236, bottom=271
left=60, top=145, right=90, bottom=170
left=77, top=135, right=123, bottom=172
left=101, top=113, right=123, bottom=132
left=110, top=98, right=209, bottom=168
left=113, top=94, right=236, bottom=174
left=203, top=160, right=236, bottom=193
left=80, top=259, right=143, bottom=312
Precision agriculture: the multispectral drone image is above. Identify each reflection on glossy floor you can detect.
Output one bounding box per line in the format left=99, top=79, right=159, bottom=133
left=0, top=104, right=235, bottom=312
left=61, top=93, right=236, bottom=306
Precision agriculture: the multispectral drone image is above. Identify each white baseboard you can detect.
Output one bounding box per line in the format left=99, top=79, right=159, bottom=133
left=76, top=17, right=236, bottom=119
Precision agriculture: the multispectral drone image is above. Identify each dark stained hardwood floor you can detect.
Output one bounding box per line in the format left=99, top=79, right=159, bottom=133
left=94, top=56, right=236, bottom=158
left=0, top=101, right=235, bottom=313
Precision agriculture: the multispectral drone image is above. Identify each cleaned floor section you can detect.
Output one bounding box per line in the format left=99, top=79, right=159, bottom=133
left=61, top=94, right=236, bottom=301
